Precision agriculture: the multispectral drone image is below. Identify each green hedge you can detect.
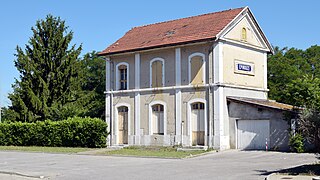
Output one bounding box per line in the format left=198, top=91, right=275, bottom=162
left=0, top=117, right=108, bottom=148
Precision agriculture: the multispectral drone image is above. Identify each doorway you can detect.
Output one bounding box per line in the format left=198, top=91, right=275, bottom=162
left=118, top=106, right=128, bottom=144
left=191, top=102, right=205, bottom=146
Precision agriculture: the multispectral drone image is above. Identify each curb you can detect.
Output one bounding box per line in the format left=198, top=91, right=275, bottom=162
left=182, top=150, right=219, bottom=159
left=265, top=173, right=320, bottom=180
left=0, top=171, right=45, bottom=179
left=98, top=154, right=181, bottom=159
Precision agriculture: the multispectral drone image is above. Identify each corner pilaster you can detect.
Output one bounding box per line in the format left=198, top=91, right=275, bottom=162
left=105, top=57, right=112, bottom=146
left=263, top=52, right=268, bottom=90
left=213, top=42, right=229, bottom=150
left=134, top=53, right=141, bottom=145
left=208, top=48, right=214, bottom=147
left=175, top=48, right=182, bottom=145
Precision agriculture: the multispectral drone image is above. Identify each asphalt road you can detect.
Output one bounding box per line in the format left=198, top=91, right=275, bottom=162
left=0, top=150, right=317, bottom=180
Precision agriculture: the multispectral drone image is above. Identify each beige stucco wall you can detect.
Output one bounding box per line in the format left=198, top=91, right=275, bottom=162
left=112, top=93, right=135, bottom=143
left=181, top=43, right=212, bottom=86
left=180, top=88, right=207, bottom=135
left=224, top=16, right=264, bottom=48
left=110, top=43, right=213, bottom=91
left=111, top=55, right=136, bottom=90
left=223, top=43, right=266, bottom=88
left=140, top=49, right=175, bottom=88
left=111, top=88, right=209, bottom=145
left=139, top=90, right=176, bottom=135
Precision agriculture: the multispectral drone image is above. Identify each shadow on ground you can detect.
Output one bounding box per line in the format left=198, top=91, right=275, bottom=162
left=255, top=163, right=320, bottom=176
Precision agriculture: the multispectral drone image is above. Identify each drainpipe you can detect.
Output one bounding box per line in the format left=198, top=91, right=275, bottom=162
left=181, top=121, right=184, bottom=146
left=110, top=93, right=113, bottom=146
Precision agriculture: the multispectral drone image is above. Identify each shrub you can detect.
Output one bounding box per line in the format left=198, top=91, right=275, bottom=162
left=0, top=117, right=108, bottom=148
left=289, top=133, right=304, bottom=153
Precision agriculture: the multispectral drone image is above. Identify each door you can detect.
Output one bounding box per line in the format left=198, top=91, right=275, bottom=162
left=237, top=120, right=269, bottom=150
left=191, top=102, right=205, bottom=146
left=152, top=104, right=164, bottom=135
left=118, top=107, right=128, bottom=144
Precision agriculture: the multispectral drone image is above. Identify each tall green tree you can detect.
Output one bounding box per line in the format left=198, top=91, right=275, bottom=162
left=8, top=15, right=82, bottom=122
left=1, top=107, right=13, bottom=123
left=268, top=45, right=320, bottom=152
left=79, top=52, right=106, bottom=119
left=268, top=45, right=320, bottom=107
left=49, top=51, right=106, bottom=120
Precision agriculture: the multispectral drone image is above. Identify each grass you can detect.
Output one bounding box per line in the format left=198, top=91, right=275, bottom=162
left=98, top=146, right=211, bottom=158
left=0, top=146, right=213, bottom=158
left=0, top=146, right=94, bottom=153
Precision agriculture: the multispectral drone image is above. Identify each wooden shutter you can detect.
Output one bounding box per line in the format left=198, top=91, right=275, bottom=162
left=190, top=56, right=203, bottom=85
left=152, top=61, right=163, bottom=88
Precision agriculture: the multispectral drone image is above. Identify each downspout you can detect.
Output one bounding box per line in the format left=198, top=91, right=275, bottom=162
left=110, top=93, right=113, bottom=146
left=105, top=56, right=113, bottom=146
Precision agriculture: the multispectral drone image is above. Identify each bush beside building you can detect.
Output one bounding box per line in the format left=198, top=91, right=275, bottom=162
left=0, top=117, right=108, bottom=148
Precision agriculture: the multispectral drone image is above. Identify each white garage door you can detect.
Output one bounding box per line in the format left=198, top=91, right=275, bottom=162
left=237, top=120, right=269, bottom=150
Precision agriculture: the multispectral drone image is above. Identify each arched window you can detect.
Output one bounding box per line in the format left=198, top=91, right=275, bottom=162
left=116, top=63, right=129, bottom=90
left=151, top=104, right=164, bottom=135
left=241, top=27, right=247, bottom=41
left=150, top=58, right=164, bottom=88
left=189, top=53, right=205, bottom=85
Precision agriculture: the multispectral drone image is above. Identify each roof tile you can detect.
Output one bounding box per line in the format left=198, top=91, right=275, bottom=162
left=99, top=7, right=244, bottom=55
left=227, top=96, right=297, bottom=111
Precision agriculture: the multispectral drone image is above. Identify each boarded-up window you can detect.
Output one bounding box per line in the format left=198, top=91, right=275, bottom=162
left=151, top=60, right=163, bottom=87
left=190, top=56, right=204, bottom=85
left=152, top=104, right=164, bottom=135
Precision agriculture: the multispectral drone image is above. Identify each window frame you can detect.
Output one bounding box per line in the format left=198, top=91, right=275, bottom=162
left=114, top=103, right=131, bottom=145
left=148, top=100, right=167, bottom=136
left=116, top=62, right=129, bottom=90
left=188, top=53, right=206, bottom=85
left=241, top=27, right=247, bottom=41
left=150, top=58, right=165, bottom=88
left=151, top=104, right=165, bottom=135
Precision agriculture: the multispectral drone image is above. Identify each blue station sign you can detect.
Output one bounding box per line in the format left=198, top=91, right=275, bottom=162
left=234, top=60, right=255, bottom=75
left=237, top=64, right=252, bottom=72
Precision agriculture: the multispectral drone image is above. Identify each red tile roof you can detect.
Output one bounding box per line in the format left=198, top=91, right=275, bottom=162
left=99, top=7, right=245, bottom=55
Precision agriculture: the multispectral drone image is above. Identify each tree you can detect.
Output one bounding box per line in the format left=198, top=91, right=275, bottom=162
left=298, top=108, right=320, bottom=152
left=268, top=45, right=320, bottom=107
left=46, top=51, right=106, bottom=120
left=268, top=45, right=320, bottom=152
left=8, top=15, right=82, bottom=122
left=1, top=107, right=16, bottom=123
left=79, top=52, right=106, bottom=119
left=284, top=75, right=320, bottom=108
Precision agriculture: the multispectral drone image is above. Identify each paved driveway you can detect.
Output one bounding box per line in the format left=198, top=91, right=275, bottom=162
left=0, top=150, right=317, bottom=180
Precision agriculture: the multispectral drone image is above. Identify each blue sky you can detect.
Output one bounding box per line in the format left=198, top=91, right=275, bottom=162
left=1, top=0, right=319, bottom=107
